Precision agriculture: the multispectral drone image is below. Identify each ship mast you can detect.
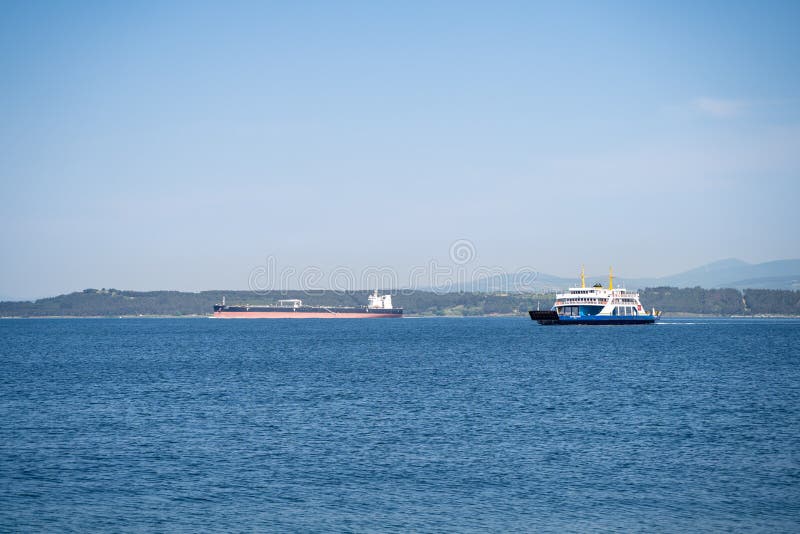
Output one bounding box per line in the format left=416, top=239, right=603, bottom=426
left=609, top=266, right=614, bottom=291
left=580, top=265, right=586, bottom=288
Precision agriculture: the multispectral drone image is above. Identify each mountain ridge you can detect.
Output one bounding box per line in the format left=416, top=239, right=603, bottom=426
left=463, top=258, right=800, bottom=292
left=1, top=259, right=798, bottom=301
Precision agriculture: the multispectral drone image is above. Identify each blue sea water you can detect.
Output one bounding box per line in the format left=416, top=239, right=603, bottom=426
left=1, top=317, right=799, bottom=532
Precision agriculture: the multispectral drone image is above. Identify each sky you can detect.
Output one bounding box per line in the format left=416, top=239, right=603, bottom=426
left=1, top=1, right=799, bottom=299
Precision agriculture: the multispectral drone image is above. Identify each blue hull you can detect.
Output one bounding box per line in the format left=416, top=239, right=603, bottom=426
left=529, top=310, right=658, bottom=325
left=554, top=316, right=657, bottom=325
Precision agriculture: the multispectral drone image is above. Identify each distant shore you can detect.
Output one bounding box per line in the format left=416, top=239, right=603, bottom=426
left=3, top=313, right=800, bottom=319
left=2, top=287, right=799, bottom=317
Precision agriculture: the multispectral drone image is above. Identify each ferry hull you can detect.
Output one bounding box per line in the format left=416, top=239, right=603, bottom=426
left=529, top=310, right=657, bottom=325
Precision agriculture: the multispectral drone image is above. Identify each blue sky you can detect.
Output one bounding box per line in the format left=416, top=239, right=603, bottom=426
left=1, top=1, right=799, bottom=298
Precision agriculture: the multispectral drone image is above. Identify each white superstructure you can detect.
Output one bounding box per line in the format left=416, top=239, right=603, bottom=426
left=367, top=290, right=393, bottom=309
left=552, top=267, right=658, bottom=318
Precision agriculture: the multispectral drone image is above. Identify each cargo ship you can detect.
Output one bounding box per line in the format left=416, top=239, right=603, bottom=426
left=529, top=267, right=661, bottom=325
left=213, top=290, right=403, bottom=318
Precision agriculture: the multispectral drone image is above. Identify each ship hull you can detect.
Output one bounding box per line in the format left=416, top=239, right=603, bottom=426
left=529, top=310, right=657, bottom=325
left=213, top=305, right=402, bottom=319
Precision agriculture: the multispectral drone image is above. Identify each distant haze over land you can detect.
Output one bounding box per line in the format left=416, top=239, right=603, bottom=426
left=1, top=257, right=798, bottom=302
left=503, top=258, right=800, bottom=293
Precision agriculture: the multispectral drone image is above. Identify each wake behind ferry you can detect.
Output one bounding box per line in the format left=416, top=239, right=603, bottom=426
left=529, top=267, right=661, bottom=325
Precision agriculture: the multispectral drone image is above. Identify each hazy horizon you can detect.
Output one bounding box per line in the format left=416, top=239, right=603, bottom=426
left=2, top=255, right=798, bottom=302
left=2, top=2, right=799, bottom=300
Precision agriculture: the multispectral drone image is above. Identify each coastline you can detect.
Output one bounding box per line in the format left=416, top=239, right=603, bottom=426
left=3, top=313, right=800, bottom=319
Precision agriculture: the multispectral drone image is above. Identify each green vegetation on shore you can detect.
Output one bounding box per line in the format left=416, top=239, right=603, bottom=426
left=1, top=287, right=799, bottom=317
left=640, top=287, right=800, bottom=315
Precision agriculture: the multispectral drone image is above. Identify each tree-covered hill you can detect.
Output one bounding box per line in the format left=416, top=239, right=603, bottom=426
left=0, top=289, right=552, bottom=317
left=0, top=287, right=798, bottom=317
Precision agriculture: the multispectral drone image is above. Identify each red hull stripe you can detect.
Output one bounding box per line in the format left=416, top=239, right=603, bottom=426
left=213, top=311, right=402, bottom=319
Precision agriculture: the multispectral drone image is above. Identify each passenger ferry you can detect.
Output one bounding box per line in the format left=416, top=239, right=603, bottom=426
left=529, top=267, right=661, bottom=325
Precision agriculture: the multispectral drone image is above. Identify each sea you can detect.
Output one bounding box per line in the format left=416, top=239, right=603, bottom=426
left=1, top=317, right=799, bottom=532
